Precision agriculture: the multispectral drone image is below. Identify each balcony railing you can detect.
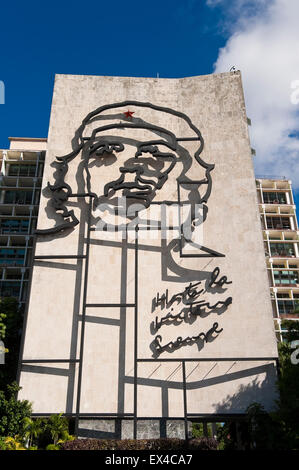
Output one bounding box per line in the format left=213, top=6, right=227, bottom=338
left=256, top=175, right=287, bottom=180
left=280, top=313, right=299, bottom=319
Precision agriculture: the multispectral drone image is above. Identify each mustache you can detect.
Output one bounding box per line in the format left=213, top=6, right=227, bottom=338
left=103, top=169, right=157, bottom=197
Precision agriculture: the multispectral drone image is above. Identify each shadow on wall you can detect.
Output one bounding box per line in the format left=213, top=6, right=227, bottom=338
left=75, top=363, right=279, bottom=440
left=214, top=362, right=279, bottom=414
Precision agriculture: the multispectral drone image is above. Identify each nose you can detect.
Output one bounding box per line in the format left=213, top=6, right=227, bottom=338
left=119, top=166, right=144, bottom=176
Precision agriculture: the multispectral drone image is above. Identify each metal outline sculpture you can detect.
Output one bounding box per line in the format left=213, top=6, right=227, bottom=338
left=36, top=101, right=215, bottom=238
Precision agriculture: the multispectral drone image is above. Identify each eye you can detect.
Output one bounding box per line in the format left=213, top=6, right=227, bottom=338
left=135, top=145, right=158, bottom=157
left=125, top=156, right=164, bottom=176
left=89, top=141, right=124, bottom=156
left=135, top=142, right=176, bottom=163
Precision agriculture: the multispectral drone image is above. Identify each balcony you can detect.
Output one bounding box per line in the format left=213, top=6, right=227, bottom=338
left=269, top=243, right=296, bottom=258
left=263, top=192, right=287, bottom=204
left=8, top=164, right=37, bottom=177
left=277, top=299, right=299, bottom=317
left=274, top=270, right=299, bottom=286
left=266, top=216, right=292, bottom=230
left=0, top=219, right=30, bottom=234
left=0, top=281, right=21, bottom=298
left=0, top=248, right=26, bottom=266
left=3, top=190, right=34, bottom=205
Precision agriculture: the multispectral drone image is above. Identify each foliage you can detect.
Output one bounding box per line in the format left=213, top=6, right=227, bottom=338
left=216, top=320, right=299, bottom=450
left=0, top=412, right=74, bottom=450
left=0, top=298, right=21, bottom=341
left=46, top=443, right=60, bottom=450
left=21, top=414, right=74, bottom=449
left=22, top=417, right=44, bottom=448
left=0, top=312, right=6, bottom=340
left=216, top=422, right=248, bottom=450
left=192, top=422, right=221, bottom=440
left=281, top=319, right=299, bottom=343
left=0, top=436, right=26, bottom=450
left=192, top=422, right=210, bottom=438
left=187, top=437, right=218, bottom=450
left=44, top=413, right=71, bottom=445
left=0, top=298, right=23, bottom=389
left=61, top=437, right=218, bottom=451
left=276, top=320, right=299, bottom=449
left=0, top=382, right=31, bottom=438
left=246, top=403, right=286, bottom=450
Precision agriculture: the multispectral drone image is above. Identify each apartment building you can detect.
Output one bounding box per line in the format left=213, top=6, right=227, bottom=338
left=256, top=177, right=299, bottom=341
left=0, top=137, right=46, bottom=307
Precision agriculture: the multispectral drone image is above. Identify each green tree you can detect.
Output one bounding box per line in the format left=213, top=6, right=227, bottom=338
left=216, top=320, right=299, bottom=450
left=0, top=297, right=23, bottom=389
left=192, top=422, right=206, bottom=438
left=45, top=413, right=70, bottom=445
left=246, top=402, right=286, bottom=450
left=0, top=382, right=32, bottom=437
left=0, top=311, right=6, bottom=339
left=22, top=417, right=44, bottom=448
left=275, top=320, right=299, bottom=449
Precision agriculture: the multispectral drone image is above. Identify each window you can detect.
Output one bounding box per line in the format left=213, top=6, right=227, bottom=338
left=0, top=248, right=25, bottom=265
left=270, top=243, right=296, bottom=257
left=8, top=165, right=19, bottom=176
left=3, top=190, right=33, bottom=205
left=0, top=281, right=21, bottom=298
left=277, top=293, right=290, bottom=299
left=266, top=216, right=291, bottom=229
left=5, top=272, right=22, bottom=280
left=274, top=270, right=299, bottom=285
left=278, top=299, right=299, bottom=315
left=0, top=219, right=29, bottom=233
left=263, top=192, right=287, bottom=204
left=8, top=164, right=36, bottom=177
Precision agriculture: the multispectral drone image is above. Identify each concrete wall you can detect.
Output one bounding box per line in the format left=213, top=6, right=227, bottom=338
left=18, top=72, right=278, bottom=420
left=9, top=138, right=47, bottom=151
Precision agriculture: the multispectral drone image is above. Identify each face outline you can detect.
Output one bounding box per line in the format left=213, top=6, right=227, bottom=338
left=36, top=101, right=213, bottom=236
left=82, top=132, right=178, bottom=211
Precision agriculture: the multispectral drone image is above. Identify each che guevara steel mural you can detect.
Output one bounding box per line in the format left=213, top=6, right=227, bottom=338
left=36, top=101, right=232, bottom=357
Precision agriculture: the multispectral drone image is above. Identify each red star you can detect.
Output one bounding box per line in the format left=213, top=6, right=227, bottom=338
left=124, top=110, right=135, bottom=118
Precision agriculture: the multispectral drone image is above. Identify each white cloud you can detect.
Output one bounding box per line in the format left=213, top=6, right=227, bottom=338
left=209, top=0, right=299, bottom=186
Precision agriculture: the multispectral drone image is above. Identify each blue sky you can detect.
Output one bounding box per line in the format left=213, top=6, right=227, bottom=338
left=0, top=0, right=298, bottom=210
